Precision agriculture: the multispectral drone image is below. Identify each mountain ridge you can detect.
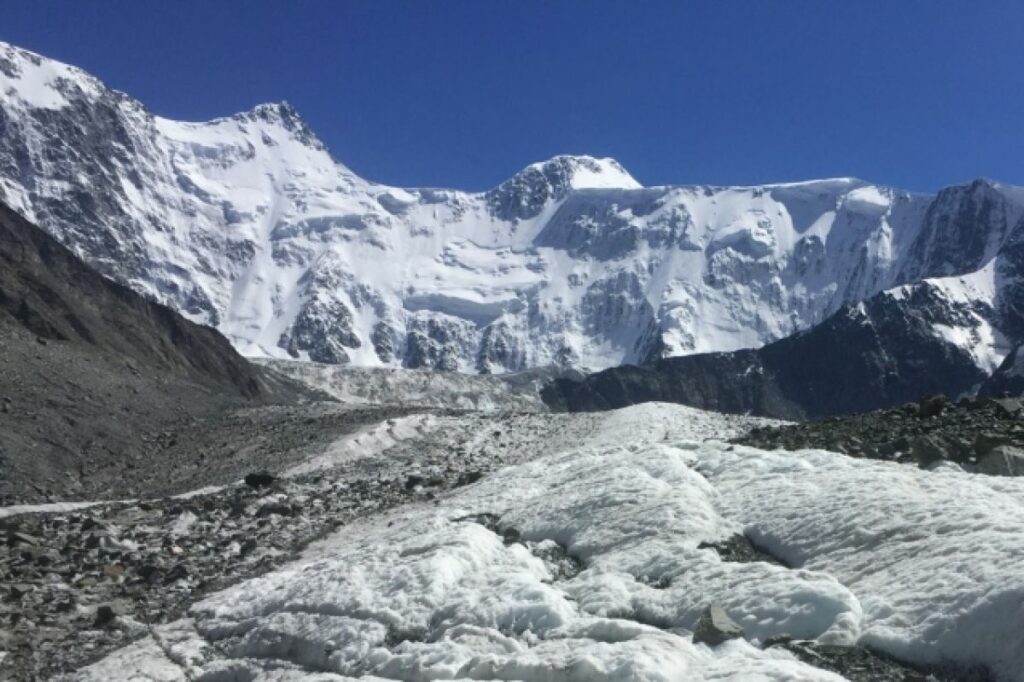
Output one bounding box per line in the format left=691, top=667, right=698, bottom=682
left=3, top=39, right=1024, bottom=377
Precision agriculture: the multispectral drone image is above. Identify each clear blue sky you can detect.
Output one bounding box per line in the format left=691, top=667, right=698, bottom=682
left=3, top=1, right=1023, bottom=192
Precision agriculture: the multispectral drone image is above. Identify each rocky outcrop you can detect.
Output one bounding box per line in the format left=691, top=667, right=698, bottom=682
left=0, top=201, right=321, bottom=503
left=280, top=294, right=361, bottom=364
left=0, top=202, right=263, bottom=397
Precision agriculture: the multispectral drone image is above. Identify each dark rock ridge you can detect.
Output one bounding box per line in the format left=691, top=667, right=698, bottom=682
left=542, top=282, right=995, bottom=420
left=0, top=202, right=318, bottom=503
left=0, top=202, right=263, bottom=396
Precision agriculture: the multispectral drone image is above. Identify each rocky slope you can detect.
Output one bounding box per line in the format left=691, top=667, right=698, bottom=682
left=3, top=40, right=1024, bottom=376
left=0, top=200, right=329, bottom=503
left=736, top=393, right=1024, bottom=477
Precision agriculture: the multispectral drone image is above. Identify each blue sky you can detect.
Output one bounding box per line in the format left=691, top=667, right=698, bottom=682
left=4, top=1, right=1023, bottom=191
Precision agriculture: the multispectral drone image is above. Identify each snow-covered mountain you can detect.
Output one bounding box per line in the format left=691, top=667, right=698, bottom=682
left=3, top=40, right=1024, bottom=374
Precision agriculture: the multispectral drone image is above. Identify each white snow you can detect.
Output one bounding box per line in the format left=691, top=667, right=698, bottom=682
left=8, top=40, right=1020, bottom=375
left=67, top=403, right=1024, bottom=681
left=0, top=43, right=102, bottom=109
left=884, top=260, right=1012, bottom=372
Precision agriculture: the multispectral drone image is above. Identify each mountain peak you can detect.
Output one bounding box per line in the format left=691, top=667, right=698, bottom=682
left=0, top=41, right=102, bottom=110
left=521, top=155, right=642, bottom=191
left=486, top=155, right=641, bottom=221
left=235, top=100, right=325, bottom=150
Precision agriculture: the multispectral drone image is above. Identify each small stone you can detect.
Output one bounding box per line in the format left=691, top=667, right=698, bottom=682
left=7, top=531, right=41, bottom=547
left=102, top=564, right=125, bottom=578
left=163, top=564, right=188, bottom=584
left=455, top=470, right=484, bottom=487
left=80, top=517, right=104, bottom=532
left=136, top=565, right=161, bottom=583
left=94, top=605, right=116, bottom=627
left=8, top=583, right=34, bottom=600
left=255, top=502, right=292, bottom=518
left=244, top=472, right=276, bottom=489
left=693, top=604, right=744, bottom=646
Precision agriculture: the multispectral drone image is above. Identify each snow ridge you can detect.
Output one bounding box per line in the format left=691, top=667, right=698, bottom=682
left=3, top=40, right=1024, bottom=373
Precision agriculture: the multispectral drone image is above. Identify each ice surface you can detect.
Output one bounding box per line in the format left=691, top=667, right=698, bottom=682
left=67, top=403, right=1024, bottom=680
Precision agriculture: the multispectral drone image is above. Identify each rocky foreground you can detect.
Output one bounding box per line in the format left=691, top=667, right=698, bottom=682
left=736, top=394, right=1024, bottom=475
left=3, top=400, right=1022, bottom=681
left=0, top=410, right=550, bottom=680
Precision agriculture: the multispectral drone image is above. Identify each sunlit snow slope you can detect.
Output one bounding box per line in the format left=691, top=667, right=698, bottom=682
left=4, top=41, right=1024, bottom=373
left=66, top=403, right=1024, bottom=681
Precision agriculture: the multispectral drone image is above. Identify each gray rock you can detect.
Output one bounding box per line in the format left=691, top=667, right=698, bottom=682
left=977, top=445, right=1024, bottom=476
left=693, top=603, right=744, bottom=646
left=918, top=394, right=949, bottom=418
left=244, top=472, right=276, bottom=489
left=973, top=432, right=1014, bottom=458
left=6, top=531, right=40, bottom=547
left=255, top=502, right=293, bottom=518
left=93, top=604, right=116, bottom=627
left=986, top=397, right=1024, bottom=419
left=912, top=435, right=948, bottom=467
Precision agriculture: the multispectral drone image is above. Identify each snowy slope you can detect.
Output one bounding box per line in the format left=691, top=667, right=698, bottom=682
left=66, top=403, right=1024, bottom=681
left=3, top=40, right=1024, bottom=373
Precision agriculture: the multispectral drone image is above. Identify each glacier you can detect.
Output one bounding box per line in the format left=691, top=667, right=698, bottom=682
left=62, top=402, right=1024, bottom=681
left=3, top=40, right=1024, bottom=373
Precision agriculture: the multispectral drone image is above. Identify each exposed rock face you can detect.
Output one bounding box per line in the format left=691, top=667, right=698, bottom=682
left=542, top=279, right=993, bottom=420
left=0, top=200, right=325, bottom=503
left=982, top=344, right=1024, bottom=396
left=280, top=294, right=361, bottom=364
left=4, top=41, right=1024, bottom=374
left=0, top=202, right=263, bottom=396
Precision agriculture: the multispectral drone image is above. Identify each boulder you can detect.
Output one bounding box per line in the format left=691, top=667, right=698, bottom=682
left=693, top=603, right=744, bottom=646
left=93, top=605, right=116, bottom=627
left=244, top=472, right=276, bottom=489
left=917, top=394, right=949, bottom=418
left=974, top=432, right=1014, bottom=458
left=255, top=502, right=292, bottom=518
left=977, top=445, right=1024, bottom=476
left=984, top=397, right=1023, bottom=420
left=912, top=435, right=948, bottom=467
